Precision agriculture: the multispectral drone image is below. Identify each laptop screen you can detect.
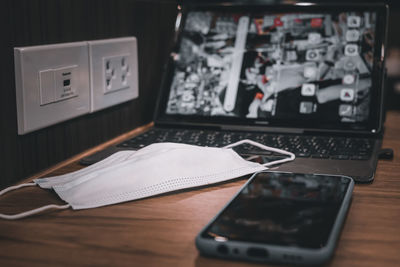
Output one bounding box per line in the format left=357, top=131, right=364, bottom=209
left=158, top=4, right=387, bottom=133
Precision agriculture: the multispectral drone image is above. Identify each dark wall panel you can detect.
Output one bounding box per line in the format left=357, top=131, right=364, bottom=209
left=0, top=0, right=178, bottom=188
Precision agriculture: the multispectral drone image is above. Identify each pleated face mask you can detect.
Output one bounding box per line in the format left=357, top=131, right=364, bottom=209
left=0, top=140, right=295, bottom=219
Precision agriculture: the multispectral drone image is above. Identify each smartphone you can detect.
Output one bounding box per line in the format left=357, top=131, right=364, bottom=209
left=196, top=171, right=354, bottom=265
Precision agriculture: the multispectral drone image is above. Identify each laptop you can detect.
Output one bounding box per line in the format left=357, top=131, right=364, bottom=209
left=81, top=2, right=388, bottom=183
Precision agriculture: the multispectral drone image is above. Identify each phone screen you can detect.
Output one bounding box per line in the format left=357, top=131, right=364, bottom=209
left=201, top=172, right=351, bottom=249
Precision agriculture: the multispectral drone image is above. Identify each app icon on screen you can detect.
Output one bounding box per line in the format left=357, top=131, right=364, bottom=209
left=345, top=44, right=359, bottom=56
left=346, top=29, right=360, bottom=42
left=340, top=89, right=355, bottom=102
left=339, top=104, right=353, bottom=116
left=299, top=101, right=314, bottom=114
left=306, top=49, right=320, bottom=61
left=262, top=16, right=274, bottom=28
left=303, top=62, right=317, bottom=78
left=274, top=17, right=283, bottom=27
left=347, top=16, right=361, bottom=27
left=311, top=18, right=323, bottom=28
left=301, top=83, right=316, bottom=96
left=344, top=59, right=356, bottom=71
left=308, top=32, right=322, bottom=44
left=343, top=74, right=355, bottom=84
left=286, top=50, right=298, bottom=61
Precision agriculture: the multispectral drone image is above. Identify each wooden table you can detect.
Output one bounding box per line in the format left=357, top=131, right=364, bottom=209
left=1, top=111, right=399, bottom=267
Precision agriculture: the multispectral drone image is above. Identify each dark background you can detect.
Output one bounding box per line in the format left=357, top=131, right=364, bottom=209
left=0, top=0, right=178, bottom=188
left=0, top=0, right=399, bottom=189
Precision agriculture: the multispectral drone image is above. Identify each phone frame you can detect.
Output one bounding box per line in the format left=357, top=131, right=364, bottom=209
left=195, top=171, right=354, bottom=265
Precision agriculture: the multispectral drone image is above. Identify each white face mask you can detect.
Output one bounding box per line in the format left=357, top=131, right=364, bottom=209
left=0, top=140, right=294, bottom=219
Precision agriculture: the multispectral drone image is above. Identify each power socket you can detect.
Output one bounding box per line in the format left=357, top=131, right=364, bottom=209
left=14, top=37, right=139, bottom=134
left=104, top=54, right=131, bottom=93
left=88, top=37, right=139, bottom=112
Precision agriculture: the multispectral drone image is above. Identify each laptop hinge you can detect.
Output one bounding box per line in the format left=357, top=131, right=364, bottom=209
left=220, top=125, right=304, bottom=134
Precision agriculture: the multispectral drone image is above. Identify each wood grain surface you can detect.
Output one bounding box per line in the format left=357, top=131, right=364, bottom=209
left=0, top=111, right=399, bottom=267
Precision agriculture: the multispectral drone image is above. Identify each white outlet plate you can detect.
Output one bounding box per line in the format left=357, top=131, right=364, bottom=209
left=14, top=42, right=90, bottom=135
left=88, top=37, right=139, bottom=112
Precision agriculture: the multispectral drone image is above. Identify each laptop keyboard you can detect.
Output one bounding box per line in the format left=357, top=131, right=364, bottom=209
left=117, top=128, right=374, bottom=160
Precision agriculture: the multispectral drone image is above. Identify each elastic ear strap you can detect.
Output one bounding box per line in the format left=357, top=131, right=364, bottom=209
left=223, top=139, right=296, bottom=167
left=0, top=182, right=70, bottom=220
left=0, top=182, right=36, bottom=195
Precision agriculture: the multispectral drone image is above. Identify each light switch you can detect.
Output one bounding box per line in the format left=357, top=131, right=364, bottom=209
left=14, top=41, right=90, bottom=135
left=39, top=69, right=55, bottom=105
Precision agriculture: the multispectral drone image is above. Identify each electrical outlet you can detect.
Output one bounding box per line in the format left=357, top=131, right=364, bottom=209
left=14, top=37, right=138, bottom=134
left=14, top=42, right=90, bottom=135
left=104, top=54, right=131, bottom=93
left=88, top=37, right=139, bottom=112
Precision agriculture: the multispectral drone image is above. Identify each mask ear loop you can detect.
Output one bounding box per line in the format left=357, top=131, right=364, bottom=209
left=0, top=182, right=70, bottom=220
left=223, top=139, right=295, bottom=167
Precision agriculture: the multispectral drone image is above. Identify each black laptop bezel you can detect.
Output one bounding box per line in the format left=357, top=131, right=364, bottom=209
left=153, top=2, right=388, bottom=136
